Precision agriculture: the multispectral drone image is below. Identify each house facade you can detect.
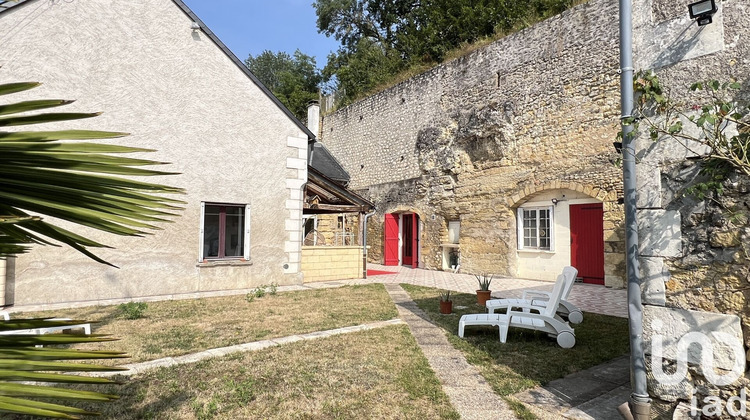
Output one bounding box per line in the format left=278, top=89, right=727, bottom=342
left=0, top=0, right=313, bottom=306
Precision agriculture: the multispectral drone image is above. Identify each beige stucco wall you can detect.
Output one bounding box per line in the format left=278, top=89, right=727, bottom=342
left=301, top=247, right=363, bottom=282
left=0, top=0, right=308, bottom=305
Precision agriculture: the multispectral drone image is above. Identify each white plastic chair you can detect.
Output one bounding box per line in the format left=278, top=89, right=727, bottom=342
left=458, top=271, right=576, bottom=348
left=485, top=266, right=583, bottom=324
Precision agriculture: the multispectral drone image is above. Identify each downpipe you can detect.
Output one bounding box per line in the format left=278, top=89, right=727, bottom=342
left=362, top=210, right=376, bottom=279
left=619, top=0, right=651, bottom=418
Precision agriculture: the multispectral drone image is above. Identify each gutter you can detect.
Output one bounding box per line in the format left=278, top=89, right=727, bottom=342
left=362, top=210, right=376, bottom=279
left=619, top=1, right=651, bottom=418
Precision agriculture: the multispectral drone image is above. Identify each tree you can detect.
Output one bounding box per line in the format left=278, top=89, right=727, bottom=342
left=0, top=80, right=183, bottom=418
left=314, top=0, right=582, bottom=105
left=244, top=50, right=322, bottom=122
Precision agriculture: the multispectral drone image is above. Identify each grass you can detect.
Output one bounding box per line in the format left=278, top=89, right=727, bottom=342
left=7, top=326, right=460, bottom=420
left=18, top=284, right=398, bottom=363
left=401, top=284, right=630, bottom=418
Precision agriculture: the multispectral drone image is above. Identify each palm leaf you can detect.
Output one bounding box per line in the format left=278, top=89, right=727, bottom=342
left=0, top=99, right=75, bottom=116
left=0, top=112, right=101, bottom=127
left=0, top=81, right=183, bottom=263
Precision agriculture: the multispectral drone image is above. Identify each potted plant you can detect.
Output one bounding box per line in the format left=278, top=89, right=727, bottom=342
left=439, top=290, right=453, bottom=314
left=475, top=274, right=493, bottom=306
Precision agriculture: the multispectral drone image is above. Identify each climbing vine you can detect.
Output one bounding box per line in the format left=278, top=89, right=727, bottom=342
left=621, top=70, right=749, bottom=198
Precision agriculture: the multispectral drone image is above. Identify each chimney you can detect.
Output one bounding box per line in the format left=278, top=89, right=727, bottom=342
left=307, top=101, right=320, bottom=139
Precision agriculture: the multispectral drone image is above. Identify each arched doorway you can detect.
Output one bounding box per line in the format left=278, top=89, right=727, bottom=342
left=384, top=212, right=420, bottom=268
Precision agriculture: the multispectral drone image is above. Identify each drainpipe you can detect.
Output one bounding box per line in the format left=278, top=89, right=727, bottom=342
left=362, top=210, right=376, bottom=279
left=619, top=0, right=651, bottom=418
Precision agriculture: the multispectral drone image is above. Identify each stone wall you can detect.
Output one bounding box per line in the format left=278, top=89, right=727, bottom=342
left=633, top=0, right=750, bottom=416
left=321, top=0, right=626, bottom=285
left=301, top=246, right=364, bottom=282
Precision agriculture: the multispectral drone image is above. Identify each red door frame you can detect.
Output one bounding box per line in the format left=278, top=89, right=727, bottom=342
left=569, top=203, right=605, bottom=285
left=402, top=214, right=414, bottom=266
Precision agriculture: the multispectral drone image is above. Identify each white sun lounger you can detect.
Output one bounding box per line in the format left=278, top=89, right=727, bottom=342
left=458, top=271, right=576, bottom=348
left=485, top=266, right=583, bottom=324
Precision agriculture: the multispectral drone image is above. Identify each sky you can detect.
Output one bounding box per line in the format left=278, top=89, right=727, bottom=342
left=181, top=0, right=340, bottom=69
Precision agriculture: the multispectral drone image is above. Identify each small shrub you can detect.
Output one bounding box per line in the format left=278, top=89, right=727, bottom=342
left=268, top=283, right=278, bottom=295
left=118, top=301, right=148, bottom=319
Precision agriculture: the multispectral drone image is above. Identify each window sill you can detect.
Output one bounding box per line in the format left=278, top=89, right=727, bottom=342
left=196, top=259, right=253, bottom=268
left=517, top=249, right=555, bottom=254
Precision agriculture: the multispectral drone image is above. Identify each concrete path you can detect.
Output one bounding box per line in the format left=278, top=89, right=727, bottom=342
left=93, top=319, right=404, bottom=377
left=384, top=283, right=517, bottom=420
left=512, top=356, right=630, bottom=420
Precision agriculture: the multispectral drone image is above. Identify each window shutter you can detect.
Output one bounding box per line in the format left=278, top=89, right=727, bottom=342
left=198, top=202, right=206, bottom=262
left=548, top=205, right=555, bottom=252
left=516, top=209, right=524, bottom=250
left=244, top=204, right=251, bottom=260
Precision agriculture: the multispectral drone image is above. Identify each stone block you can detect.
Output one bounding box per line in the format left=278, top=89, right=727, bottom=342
left=636, top=163, right=662, bottom=209
left=643, top=306, right=745, bottom=373
left=637, top=210, right=682, bottom=257
left=640, top=257, right=668, bottom=306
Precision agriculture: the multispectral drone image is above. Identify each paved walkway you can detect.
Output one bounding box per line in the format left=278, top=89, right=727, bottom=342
left=385, top=283, right=517, bottom=420
left=331, top=264, right=628, bottom=319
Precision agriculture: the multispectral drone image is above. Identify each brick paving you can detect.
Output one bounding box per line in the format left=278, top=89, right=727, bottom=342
left=346, top=264, right=628, bottom=319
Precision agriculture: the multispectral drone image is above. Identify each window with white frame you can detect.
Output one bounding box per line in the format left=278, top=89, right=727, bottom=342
left=517, top=206, right=554, bottom=251
left=200, top=203, right=250, bottom=261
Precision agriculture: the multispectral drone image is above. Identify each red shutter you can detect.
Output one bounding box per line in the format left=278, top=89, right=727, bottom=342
left=570, top=203, right=605, bottom=284
left=384, top=213, right=399, bottom=266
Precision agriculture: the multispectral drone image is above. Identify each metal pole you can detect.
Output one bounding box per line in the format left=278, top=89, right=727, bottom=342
left=619, top=0, right=651, bottom=418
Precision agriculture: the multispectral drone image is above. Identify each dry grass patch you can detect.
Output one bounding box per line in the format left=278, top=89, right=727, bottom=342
left=14, top=326, right=460, bottom=419
left=19, top=284, right=397, bottom=363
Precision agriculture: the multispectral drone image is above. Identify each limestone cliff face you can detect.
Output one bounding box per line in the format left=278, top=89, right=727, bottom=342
left=321, top=0, right=625, bottom=284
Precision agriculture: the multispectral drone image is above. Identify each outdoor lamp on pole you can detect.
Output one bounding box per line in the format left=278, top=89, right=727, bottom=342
left=688, top=0, right=717, bottom=26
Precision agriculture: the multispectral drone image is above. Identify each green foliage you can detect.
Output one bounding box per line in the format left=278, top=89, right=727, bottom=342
left=117, top=302, right=148, bottom=320
left=0, top=81, right=184, bottom=265
left=314, top=0, right=583, bottom=105
left=626, top=71, right=749, bottom=198
left=439, top=290, right=451, bottom=302
left=0, top=318, right=128, bottom=418
left=245, top=284, right=278, bottom=302
left=244, top=50, right=323, bottom=122
left=475, top=274, right=493, bottom=291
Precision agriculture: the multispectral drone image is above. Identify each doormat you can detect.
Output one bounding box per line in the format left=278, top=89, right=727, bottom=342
left=366, top=269, right=397, bottom=276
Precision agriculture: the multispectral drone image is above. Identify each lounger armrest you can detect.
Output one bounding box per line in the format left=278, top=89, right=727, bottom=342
left=506, top=302, right=545, bottom=313
left=521, top=290, right=551, bottom=300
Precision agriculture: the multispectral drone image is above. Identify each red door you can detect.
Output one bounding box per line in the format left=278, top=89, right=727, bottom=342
left=569, top=203, right=605, bottom=285
left=384, top=213, right=399, bottom=266
left=402, top=214, right=413, bottom=266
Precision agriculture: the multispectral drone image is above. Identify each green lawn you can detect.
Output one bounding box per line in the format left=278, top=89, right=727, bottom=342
left=19, top=284, right=398, bottom=363
left=402, top=284, right=630, bottom=418
left=6, top=325, right=460, bottom=420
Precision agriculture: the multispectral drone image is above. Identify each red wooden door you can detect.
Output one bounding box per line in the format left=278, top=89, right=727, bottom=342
left=384, top=213, right=400, bottom=266
left=569, top=203, right=605, bottom=285
left=402, top=214, right=413, bottom=266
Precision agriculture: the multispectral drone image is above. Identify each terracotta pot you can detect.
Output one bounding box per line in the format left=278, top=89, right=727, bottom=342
left=476, top=290, right=492, bottom=306
left=439, top=300, right=453, bottom=314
